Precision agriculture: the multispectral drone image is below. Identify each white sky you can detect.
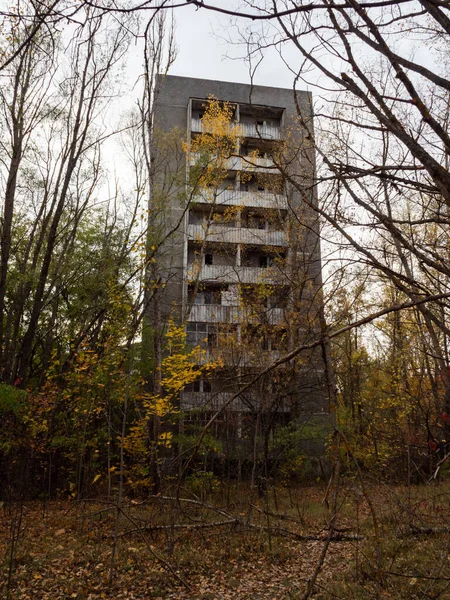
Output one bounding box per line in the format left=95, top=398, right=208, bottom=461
left=170, top=6, right=292, bottom=87
left=155, top=2, right=437, bottom=94
left=124, top=4, right=303, bottom=95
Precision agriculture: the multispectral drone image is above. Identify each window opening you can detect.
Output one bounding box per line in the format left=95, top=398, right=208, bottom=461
left=208, top=331, right=218, bottom=346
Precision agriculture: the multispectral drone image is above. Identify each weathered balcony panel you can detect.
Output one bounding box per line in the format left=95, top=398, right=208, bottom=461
left=186, top=263, right=283, bottom=285
left=189, top=152, right=241, bottom=170
left=193, top=189, right=288, bottom=210
left=191, top=118, right=281, bottom=141
left=181, top=391, right=246, bottom=411
left=189, top=152, right=275, bottom=172
left=241, top=155, right=275, bottom=172
left=181, top=391, right=290, bottom=412
left=187, top=304, right=242, bottom=323
left=240, top=122, right=281, bottom=140
left=186, top=304, right=284, bottom=324
left=188, top=223, right=287, bottom=247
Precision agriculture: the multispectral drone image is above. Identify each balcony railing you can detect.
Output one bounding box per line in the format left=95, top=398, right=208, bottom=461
left=181, top=391, right=246, bottom=411
left=189, top=152, right=275, bottom=172
left=188, top=223, right=287, bottom=247
left=189, top=152, right=241, bottom=170
left=187, top=304, right=241, bottom=323
left=186, top=304, right=283, bottom=324
left=181, top=390, right=291, bottom=412
left=186, top=263, right=283, bottom=284
left=241, top=155, right=275, bottom=171
left=193, top=189, right=288, bottom=210
left=191, top=118, right=281, bottom=141
left=191, top=118, right=203, bottom=133
left=240, top=122, right=281, bottom=140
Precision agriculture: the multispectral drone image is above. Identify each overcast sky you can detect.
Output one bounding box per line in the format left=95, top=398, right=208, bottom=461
left=124, top=4, right=302, bottom=96
left=170, top=6, right=289, bottom=87
left=157, top=2, right=435, bottom=93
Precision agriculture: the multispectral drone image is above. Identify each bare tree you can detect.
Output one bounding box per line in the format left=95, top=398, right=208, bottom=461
left=0, top=6, right=134, bottom=384
left=0, top=16, right=56, bottom=379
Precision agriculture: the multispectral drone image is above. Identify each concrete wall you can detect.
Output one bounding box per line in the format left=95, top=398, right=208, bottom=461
left=147, top=74, right=328, bottom=417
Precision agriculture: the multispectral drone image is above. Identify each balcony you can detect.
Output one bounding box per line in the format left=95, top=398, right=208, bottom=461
left=186, top=263, right=283, bottom=284
left=186, top=304, right=284, bottom=324
left=192, top=118, right=240, bottom=135
left=241, top=155, right=275, bottom=172
left=240, top=122, right=281, bottom=140
left=193, top=189, right=288, bottom=210
left=181, top=391, right=246, bottom=411
left=188, top=223, right=287, bottom=247
left=189, top=152, right=241, bottom=170
left=181, top=390, right=290, bottom=412
left=191, top=118, right=203, bottom=133
left=254, top=307, right=284, bottom=325
left=187, top=304, right=241, bottom=323
left=191, top=118, right=281, bottom=141
left=189, top=152, right=275, bottom=172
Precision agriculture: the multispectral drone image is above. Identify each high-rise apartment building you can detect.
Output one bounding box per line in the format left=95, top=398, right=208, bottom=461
left=147, top=75, right=328, bottom=443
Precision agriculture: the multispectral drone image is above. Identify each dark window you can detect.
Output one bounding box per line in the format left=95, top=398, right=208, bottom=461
left=259, top=256, right=268, bottom=268
left=208, top=331, right=218, bottom=346
left=186, top=332, right=197, bottom=345
left=186, top=322, right=213, bottom=346
left=257, top=185, right=265, bottom=191
left=256, top=120, right=264, bottom=126
left=203, top=287, right=221, bottom=305
left=205, top=253, right=213, bottom=265
left=203, top=379, right=212, bottom=393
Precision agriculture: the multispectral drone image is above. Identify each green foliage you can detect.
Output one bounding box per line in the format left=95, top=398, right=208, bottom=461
left=3, top=203, right=137, bottom=387
left=0, top=383, right=27, bottom=416
left=185, top=471, right=220, bottom=499
left=175, top=429, right=222, bottom=457
left=0, top=384, right=29, bottom=458
left=269, top=419, right=331, bottom=482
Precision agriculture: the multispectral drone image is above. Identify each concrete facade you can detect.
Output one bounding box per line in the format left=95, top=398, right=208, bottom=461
left=146, top=75, right=328, bottom=423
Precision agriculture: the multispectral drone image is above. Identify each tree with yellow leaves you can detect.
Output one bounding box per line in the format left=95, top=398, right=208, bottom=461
left=125, top=319, right=223, bottom=493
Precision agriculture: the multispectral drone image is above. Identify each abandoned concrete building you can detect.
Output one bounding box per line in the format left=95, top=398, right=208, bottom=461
left=147, top=75, right=328, bottom=451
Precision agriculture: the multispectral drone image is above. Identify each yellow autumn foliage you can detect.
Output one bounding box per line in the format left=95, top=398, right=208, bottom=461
left=124, top=319, right=222, bottom=486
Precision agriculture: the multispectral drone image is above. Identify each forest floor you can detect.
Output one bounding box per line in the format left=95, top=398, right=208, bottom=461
left=1, top=482, right=450, bottom=599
